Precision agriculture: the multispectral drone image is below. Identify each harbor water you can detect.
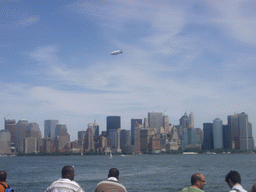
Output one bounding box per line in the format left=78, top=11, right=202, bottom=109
left=1, top=153, right=255, bottom=192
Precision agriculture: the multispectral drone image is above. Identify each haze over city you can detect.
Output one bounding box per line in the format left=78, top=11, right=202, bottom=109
left=1, top=0, right=256, bottom=141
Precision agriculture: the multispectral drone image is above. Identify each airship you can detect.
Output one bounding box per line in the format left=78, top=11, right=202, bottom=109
left=111, top=49, right=123, bottom=55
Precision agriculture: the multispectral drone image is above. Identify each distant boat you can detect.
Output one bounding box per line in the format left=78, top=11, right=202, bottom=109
left=109, top=153, right=112, bottom=159
left=182, top=152, right=198, bottom=155
left=206, top=151, right=216, bottom=155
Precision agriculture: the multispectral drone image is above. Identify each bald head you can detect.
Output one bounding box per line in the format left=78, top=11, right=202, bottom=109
left=191, top=173, right=206, bottom=190
left=191, top=173, right=202, bottom=185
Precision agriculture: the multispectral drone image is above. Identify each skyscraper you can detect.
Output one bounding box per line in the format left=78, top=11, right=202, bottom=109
left=228, top=114, right=239, bottom=148
left=148, top=112, right=163, bottom=132
left=202, top=123, right=213, bottom=149
left=182, top=128, right=201, bottom=149
left=120, top=129, right=131, bottom=148
left=179, top=113, right=190, bottom=129
left=213, top=118, right=223, bottom=149
left=26, top=123, right=42, bottom=138
left=44, top=120, right=58, bottom=139
left=93, top=121, right=99, bottom=137
left=55, top=124, right=69, bottom=137
left=107, top=116, right=121, bottom=135
left=222, top=124, right=231, bottom=148
left=131, top=118, right=142, bottom=145
left=4, top=119, right=17, bottom=146
left=189, top=112, right=194, bottom=128
left=238, top=112, right=254, bottom=150
left=163, top=113, right=170, bottom=134
left=17, top=119, right=28, bottom=152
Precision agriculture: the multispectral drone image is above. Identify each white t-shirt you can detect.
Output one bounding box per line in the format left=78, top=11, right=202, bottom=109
left=230, top=184, right=247, bottom=192
left=45, top=178, right=84, bottom=192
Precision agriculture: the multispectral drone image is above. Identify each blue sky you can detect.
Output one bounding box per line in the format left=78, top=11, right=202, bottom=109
left=1, top=0, right=256, bottom=141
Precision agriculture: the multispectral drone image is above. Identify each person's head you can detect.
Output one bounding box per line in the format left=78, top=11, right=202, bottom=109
left=108, top=168, right=119, bottom=179
left=62, top=166, right=75, bottom=181
left=0, top=171, right=7, bottom=182
left=251, top=184, right=256, bottom=192
left=191, top=173, right=206, bottom=190
left=225, top=170, right=241, bottom=189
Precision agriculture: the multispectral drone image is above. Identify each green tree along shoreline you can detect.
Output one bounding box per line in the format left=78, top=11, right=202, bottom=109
left=16, top=148, right=256, bottom=156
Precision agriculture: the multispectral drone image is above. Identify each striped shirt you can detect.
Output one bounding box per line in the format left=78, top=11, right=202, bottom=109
left=45, top=178, right=85, bottom=192
left=95, top=177, right=127, bottom=192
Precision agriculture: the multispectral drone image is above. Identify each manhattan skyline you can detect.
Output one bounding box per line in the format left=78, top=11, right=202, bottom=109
left=1, top=0, right=256, bottom=141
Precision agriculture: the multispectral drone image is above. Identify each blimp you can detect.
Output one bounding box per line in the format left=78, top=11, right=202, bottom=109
left=111, top=49, right=123, bottom=55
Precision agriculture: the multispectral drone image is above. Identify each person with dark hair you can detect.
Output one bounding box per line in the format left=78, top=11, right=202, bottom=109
left=181, top=173, right=206, bottom=192
left=225, top=171, right=247, bottom=192
left=45, top=166, right=84, bottom=192
left=0, top=171, right=13, bottom=192
left=0, top=171, right=7, bottom=192
left=95, top=168, right=127, bottom=192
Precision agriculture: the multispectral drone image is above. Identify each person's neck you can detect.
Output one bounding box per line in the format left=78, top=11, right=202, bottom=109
left=191, top=185, right=199, bottom=189
left=233, top=183, right=241, bottom=188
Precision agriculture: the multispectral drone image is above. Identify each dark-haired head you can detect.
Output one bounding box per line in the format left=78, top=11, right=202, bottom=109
left=0, top=171, right=6, bottom=182
left=225, top=170, right=241, bottom=184
left=62, top=166, right=75, bottom=181
left=108, top=168, right=119, bottom=179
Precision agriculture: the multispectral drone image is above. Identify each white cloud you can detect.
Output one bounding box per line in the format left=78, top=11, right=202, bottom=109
left=207, top=0, right=256, bottom=44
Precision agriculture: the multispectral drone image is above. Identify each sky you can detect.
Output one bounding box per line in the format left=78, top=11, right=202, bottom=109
left=1, top=0, right=256, bottom=141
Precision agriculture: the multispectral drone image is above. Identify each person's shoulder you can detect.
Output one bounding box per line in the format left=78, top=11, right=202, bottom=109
left=189, top=187, right=204, bottom=192
left=181, top=187, right=188, bottom=192
left=95, top=180, right=126, bottom=192
left=0, top=182, right=8, bottom=191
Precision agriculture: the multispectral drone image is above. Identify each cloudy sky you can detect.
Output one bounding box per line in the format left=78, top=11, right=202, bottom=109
left=1, top=0, right=256, bottom=141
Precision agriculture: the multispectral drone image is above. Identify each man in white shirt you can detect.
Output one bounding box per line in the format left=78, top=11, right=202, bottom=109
left=225, top=170, right=247, bottom=192
left=95, top=168, right=127, bottom=192
left=45, top=166, right=85, bottom=192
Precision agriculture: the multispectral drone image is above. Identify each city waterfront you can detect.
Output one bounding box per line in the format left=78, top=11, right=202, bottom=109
left=1, top=153, right=255, bottom=192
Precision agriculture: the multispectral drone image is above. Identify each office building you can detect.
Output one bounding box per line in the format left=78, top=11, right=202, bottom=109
left=44, top=120, right=58, bottom=139
left=163, top=112, right=170, bottom=134
left=202, top=123, right=213, bottom=149
left=4, top=119, right=17, bottom=146
left=85, top=128, right=94, bottom=151
left=228, top=114, right=239, bottom=148
left=148, top=112, right=163, bottom=132
left=26, top=123, right=42, bottom=138
left=16, top=119, right=28, bottom=152
left=213, top=118, right=223, bottom=149
left=182, top=128, right=201, bottom=149
left=0, top=130, right=11, bottom=154
left=223, top=124, right=231, bottom=148
left=55, top=124, right=69, bottom=137
left=107, top=116, right=121, bottom=135
left=131, top=119, right=142, bottom=145
left=93, top=121, right=99, bottom=137
left=238, top=112, right=254, bottom=150
left=120, top=129, right=131, bottom=149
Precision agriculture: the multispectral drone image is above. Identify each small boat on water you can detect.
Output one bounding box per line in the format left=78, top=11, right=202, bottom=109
left=182, top=152, right=198, bottom=155
left=109, top=153, right=112, bottom=159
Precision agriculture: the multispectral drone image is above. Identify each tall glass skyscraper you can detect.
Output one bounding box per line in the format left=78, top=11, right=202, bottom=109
left=44, top=120, right=58, bottom=139
left=107, top=116, right=121, bottom=135
left=213, top=118, right=223, bottom=149
left=202, top=123, right=213, bottom=149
